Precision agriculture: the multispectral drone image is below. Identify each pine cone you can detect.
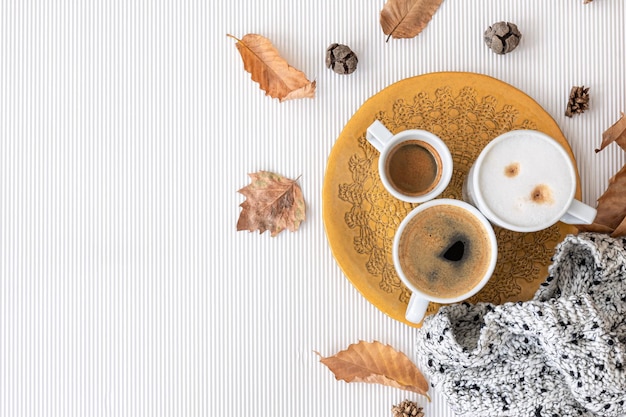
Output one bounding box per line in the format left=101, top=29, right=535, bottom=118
left=565, top=86, right=590, bottom=117
left=484, top=22, right=522, bottom=55
left=391, top=399, right=424, bottom=417
left=326, top=43, right=358, bottom=75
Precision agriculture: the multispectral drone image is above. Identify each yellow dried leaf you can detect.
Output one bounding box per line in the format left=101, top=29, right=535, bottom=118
left=237, top=171, right=306, bottom=237
left=596, top=112, right=626, bottom=153
left=380, top=0, right=444, bottom=41
left=228, top=33, right=315, bottom=102
left=316, top=341, right=430, bottom=399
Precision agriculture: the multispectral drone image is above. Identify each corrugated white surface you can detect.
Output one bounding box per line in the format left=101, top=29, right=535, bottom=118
left=0, top=1, right=624, bottom=416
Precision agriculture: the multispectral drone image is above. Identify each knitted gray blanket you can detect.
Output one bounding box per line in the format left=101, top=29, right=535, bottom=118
left=415, top=233, right=626, bottom=417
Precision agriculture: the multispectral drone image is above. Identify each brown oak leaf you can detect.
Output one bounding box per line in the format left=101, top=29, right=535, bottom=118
left=228, top=33, right=315, bottom=102
left=380, top=0, right=444, bottom=41
left=237, top=171, right=305, bottom=237
left=578, top=165, right=626, bottom=237
left=595, top=112, right=626, bottom=153
left=316, top=341, right=430, bottom=399
left=579, top=115, right=626, bottom=237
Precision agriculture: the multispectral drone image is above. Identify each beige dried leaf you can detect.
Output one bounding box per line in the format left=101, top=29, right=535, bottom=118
left=237, top=171, right=306, bottom=237
left=380, top=0, right=444, bottom=41
left=228, top=33, right=315, bottom=102
left=316, top=341, right=430, bottom=399
left=596, top=112, right=626, bottom=153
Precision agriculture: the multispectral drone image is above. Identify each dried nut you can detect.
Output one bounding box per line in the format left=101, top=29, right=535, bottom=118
left=484, top=22, right=522, bottom=55
left=326, top=43, right=358, bottom=75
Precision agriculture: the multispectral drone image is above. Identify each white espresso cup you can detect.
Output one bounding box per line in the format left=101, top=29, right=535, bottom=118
left=462, top=130, right=597, bottom=233
left=393, top=199, right=498, bottom=324
left=366, top=120, right=453, bottom=203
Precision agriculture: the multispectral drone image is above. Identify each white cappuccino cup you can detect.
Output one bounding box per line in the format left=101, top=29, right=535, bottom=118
left=463, top=130, right=597, bottom=233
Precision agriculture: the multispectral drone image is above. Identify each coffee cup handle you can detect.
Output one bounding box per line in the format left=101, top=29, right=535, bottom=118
left=366, top=120, right=393, bottom=152
left=560, top=199, right=597, bottom=225
left=405, top=293, right=429, bottom=324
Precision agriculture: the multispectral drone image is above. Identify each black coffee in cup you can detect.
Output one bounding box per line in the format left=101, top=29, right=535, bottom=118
left=396, top=204, right=494, bottom=299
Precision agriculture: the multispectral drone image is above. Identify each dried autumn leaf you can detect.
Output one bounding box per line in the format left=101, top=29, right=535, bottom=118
left=611, top=216, right=626, bottom=237
left=380, top=0, right=444, bottom=41
left=577, top=164, right=626, bottom=237
left=228, top=33, right=315, bottom=102
left=316, top=340, right=430, bottom=399
left=596, top=112, right=626, bottom=153
left=237, top=171, right=305, bottom=237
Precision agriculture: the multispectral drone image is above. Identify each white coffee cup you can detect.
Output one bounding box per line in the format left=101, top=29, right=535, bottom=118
left=463, top=130, right=597, bottom=233
left=393, top=199, right=498, bottom=324
left=366, top=120, right=453, bottom=204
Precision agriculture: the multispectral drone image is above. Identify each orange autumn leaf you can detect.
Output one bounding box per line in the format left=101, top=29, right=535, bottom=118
left=237, top=171, right=305, bottom=237
left=316, top=341, right=430, bottom=399
left=228, top=33, right=315, bottom=102
left=595, top=112, right=626, bottom=153
left=380, top=0, right=444, bottom=41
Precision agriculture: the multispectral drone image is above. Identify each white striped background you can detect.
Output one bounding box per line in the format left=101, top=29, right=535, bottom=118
left=0, top=1, right=624, bottom=416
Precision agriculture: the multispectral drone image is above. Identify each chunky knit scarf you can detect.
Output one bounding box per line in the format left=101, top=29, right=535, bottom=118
left=415, top=233, right=626, bottom=417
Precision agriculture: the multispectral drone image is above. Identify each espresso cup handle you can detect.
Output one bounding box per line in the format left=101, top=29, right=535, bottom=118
left=366, top=120, right=393, bottom=152
left=405, top=293, right=430, bottom=324
left=560, top=199, right=597, bottom=225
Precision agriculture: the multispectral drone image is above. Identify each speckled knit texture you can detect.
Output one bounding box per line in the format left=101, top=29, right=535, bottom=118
left=415, top=233, right=626, bottom=417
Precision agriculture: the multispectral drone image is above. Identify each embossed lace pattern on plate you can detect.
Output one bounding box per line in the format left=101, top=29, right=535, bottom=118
left=338, top=86, right=561, bottom=311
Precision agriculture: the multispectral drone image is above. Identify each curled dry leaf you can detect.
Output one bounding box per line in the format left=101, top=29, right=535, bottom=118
left=237, top=171, right=305, bottom=237
left=595, top=112, right=626, bottom=153
left=316, top=340, right=430, bottom=399
left=380, top=0, right=444, bottom=41
left=228, top=33, right=315, bottom=102
left=579, top=114, right=626, bottom=237
left=577, top=165, right=626, bottom=237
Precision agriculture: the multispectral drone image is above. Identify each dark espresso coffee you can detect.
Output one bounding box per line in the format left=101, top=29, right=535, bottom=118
left=385, top=140, right=442, bottom=197
left=397, top=204, right=493, bottom=299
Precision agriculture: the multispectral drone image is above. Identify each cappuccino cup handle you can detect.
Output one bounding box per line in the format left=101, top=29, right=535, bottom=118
left=366, top=120, right=393, bottom=152
left=560, top=199, right=597, bottom=225
left=405, top=293, right=429, bottom=324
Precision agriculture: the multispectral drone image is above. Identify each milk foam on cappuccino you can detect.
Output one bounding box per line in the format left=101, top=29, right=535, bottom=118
left=477, top=134, right=575, bottom=228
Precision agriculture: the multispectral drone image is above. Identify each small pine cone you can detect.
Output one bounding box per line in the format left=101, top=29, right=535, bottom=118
left=326, top=43, right=358, bottom=75
left=484, top=22, right=522, bottom=55
left=391, top=399, right=424, bottom=417
left=565, top=86, right=590, bottom=117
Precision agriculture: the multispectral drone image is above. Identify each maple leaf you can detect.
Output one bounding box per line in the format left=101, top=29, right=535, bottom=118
left=228, top=33, right=316, bottom=102
left=237, top=171, right=305, bottom=237
left=316, top=341, right=430, bottom=399
left=380, top=0, right=444, bottom=42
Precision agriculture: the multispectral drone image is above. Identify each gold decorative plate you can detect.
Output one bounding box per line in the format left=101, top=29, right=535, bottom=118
left=322, top=72, right=580, bottom=327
